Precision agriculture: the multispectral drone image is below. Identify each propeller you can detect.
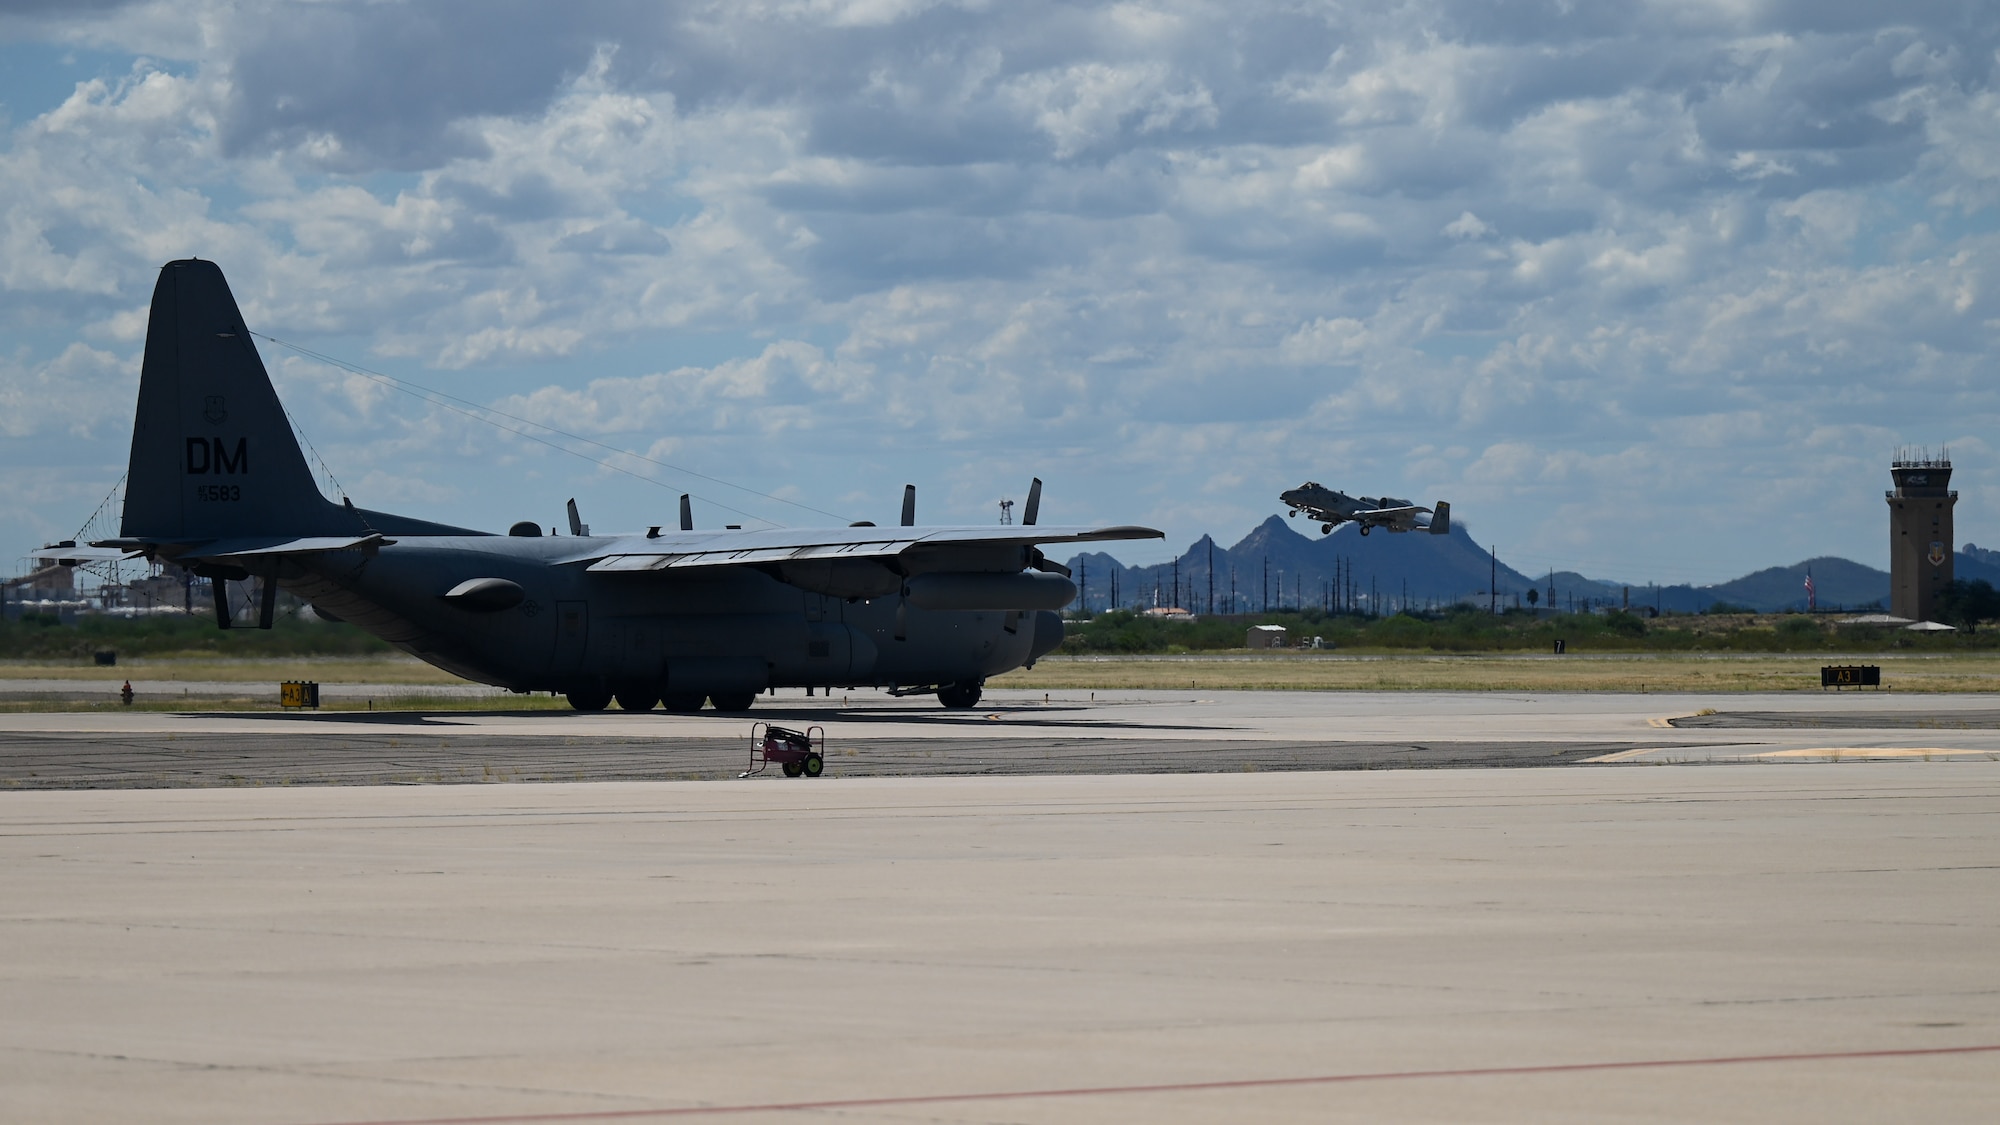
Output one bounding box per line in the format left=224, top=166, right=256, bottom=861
left=894, top=586, right=909, bottom=642
left=566, top=498, right=588, bottom=537
left=901, top=484, right=916, bottom=527
left=1023, top=477, right=1042, bottom=526
left=679, top=494, right=693, bottom=531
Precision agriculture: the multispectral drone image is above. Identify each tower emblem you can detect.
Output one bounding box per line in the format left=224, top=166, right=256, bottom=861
left=1929, top=541, right=1947, bottom=567
left=203, top=395, right=228, bottom=425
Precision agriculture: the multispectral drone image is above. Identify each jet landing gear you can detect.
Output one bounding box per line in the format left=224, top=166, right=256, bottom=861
left=937, top=681, right=983, bottom=709
left=566, top=686, right=612, bottom=712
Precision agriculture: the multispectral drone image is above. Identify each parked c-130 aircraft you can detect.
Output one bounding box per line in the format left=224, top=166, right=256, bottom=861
left=93, top=260, right=1162, bottom=712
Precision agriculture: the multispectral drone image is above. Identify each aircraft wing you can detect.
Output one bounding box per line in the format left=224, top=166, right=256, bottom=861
left=574, top=524, right=1161, bottom=573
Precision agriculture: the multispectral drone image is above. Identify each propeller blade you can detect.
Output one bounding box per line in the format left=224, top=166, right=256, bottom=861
left=1023, top=477, right=1042, bottom=526
left=566, top=498, right=587, bottom=537
left=900, top=484, right=916, bottom=527
left=679, top=494, right=693, bottom=531
left=894, top=591, right=909, bottom=641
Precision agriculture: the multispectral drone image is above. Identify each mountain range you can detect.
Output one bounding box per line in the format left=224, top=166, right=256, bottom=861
left=1064, top=515, right=2000, bottom=615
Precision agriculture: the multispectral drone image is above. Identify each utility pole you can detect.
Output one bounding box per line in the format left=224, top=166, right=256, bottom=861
left=1207, top=540, right=1214, bottom=615
left=1172, top=558, right=1180, bottom=610
left=1262, top=556, right=1269, bottom=613
left=1490, top=544, right=1497, bottom=615
left=1079, top=561, right=1087, bottom=615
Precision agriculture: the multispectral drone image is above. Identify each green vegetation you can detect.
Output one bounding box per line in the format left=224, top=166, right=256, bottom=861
left=0, top=612, right=393, bottom=661
left=1059, top=605, right=2000, bottom=655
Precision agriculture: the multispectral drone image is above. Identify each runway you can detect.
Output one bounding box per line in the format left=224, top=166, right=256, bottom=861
left=4, top=691, right=1999, bottom=1122
left=3, top=688, right=1999, bottom=787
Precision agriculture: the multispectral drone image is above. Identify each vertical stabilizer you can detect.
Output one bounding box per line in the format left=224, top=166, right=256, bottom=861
left=1429, top=501, right=1451, bottom=535
left=120, top=260, right=345, bottom=542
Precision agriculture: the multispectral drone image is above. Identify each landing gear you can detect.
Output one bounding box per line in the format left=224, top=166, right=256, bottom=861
left=1359, top=524, right=1371, bottom=536
left=709, top=690, right=756, bottom=713
left=566, top=687, right=612, bottom=712
left=938, top=681, right=983, bottom=709
left=613, top=684, right=658, bottom=712
left=662, top=692, right=705, bottom=713
left=1320, top=524, right=1332, bottom=535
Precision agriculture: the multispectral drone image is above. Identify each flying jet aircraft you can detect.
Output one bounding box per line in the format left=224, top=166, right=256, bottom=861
left=92, top=259, right=1162, bottom=712
left=1280, top=482, right=1451, bottom=537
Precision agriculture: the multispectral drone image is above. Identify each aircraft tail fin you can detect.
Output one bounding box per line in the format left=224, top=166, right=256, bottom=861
left=1429, top=501, right=1451, bottom=535
left=119, top=259, right=349, bottom=543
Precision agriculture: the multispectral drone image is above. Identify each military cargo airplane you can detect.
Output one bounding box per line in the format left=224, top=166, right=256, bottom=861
left=92, top=259, right=1162, bottom=712
left=1281, top=482, right=1451, bottom=537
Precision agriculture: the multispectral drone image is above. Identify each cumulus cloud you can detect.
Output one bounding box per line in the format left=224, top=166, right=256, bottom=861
left=0, top=0, right=1996, bottom=578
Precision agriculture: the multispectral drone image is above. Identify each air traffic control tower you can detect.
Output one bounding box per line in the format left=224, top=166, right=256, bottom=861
left=1886, top=453, right=1956, bottom=622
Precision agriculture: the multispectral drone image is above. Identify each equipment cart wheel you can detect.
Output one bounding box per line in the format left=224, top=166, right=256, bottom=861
left=781, top=758, right=804, bottom=777
left=802, top=752, right=824, bottom=777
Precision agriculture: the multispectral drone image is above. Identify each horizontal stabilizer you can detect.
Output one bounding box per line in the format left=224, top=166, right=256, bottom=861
left=34, top=544, right=140, bottom=564
left=94, top=533, right=393, bottom=560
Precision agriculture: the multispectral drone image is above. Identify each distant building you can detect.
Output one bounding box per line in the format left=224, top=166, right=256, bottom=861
left=1886, top=454, right=1956, bottom=622
left=1246, top=624, right=1288, bottom=649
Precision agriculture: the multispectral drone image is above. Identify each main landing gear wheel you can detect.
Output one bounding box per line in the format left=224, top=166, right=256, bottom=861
left=613, top=685, right=658, bottom=712
left=1359, top=525, right=1372, bottom=536
left=566, top=687, right=612, bottom=712
left=662, top=692, right=705, bottom=713
left=937, top=682, right=982, bottom=709
left=709, top=690, right=756, bottom=713
left=1320, top=524, right=1332, bottom=535
left=782, top=758, right=804, bottom=777
left=802, top=752, right=824, bottom=777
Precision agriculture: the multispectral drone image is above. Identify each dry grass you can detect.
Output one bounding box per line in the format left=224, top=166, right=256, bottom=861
left=994, top=653, right=2000, bottom=693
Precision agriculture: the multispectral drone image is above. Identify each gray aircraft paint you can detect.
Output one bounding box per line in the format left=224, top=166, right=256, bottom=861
left=101, top=260, right=1162, bottom=711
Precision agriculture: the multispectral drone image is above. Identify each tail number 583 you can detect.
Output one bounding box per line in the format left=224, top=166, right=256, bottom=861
left=196, top=484, right=242, bottom=502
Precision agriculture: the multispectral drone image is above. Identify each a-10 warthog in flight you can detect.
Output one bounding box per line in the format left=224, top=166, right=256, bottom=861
left=90, top=259, right=1161, bottom=712
left=1280, top=482, right=1451, bottom=537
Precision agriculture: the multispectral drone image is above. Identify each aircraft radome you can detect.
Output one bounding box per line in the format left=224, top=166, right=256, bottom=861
left=92, top=259, right=1163, bottom=712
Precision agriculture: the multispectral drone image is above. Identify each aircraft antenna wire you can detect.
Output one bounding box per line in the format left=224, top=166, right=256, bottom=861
left=251, top=333, right=848, bottom=527
left=279, top=404, right=351, bottom=505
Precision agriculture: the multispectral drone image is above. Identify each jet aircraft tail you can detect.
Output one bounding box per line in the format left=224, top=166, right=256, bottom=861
left=119, top=259, right=351, bottom=543
left=1429, top=501, right=1450, bottom=535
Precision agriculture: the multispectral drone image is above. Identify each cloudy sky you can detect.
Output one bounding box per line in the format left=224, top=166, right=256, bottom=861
left=3, top=0, right=1997, bottom=585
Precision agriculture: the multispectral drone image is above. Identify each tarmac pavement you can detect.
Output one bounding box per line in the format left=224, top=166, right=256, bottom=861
left=3, top=690, right=1998, bottom=1121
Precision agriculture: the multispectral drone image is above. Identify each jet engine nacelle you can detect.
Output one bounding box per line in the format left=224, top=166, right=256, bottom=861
left=905, top=571, right=1076, bottom=612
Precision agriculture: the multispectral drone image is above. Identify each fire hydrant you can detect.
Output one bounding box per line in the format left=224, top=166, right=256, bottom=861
left=119, top=680, right=134, bottom=706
